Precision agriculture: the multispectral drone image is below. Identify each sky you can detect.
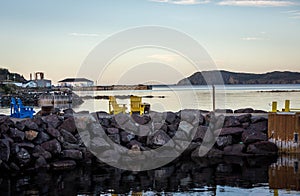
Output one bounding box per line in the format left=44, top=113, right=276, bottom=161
left=0, top=0, right=300, bottom=85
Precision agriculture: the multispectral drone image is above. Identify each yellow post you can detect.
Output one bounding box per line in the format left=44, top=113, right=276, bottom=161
left=272, top=101, right=277, bottom=112
left=285, top=100, right=290, bottom=112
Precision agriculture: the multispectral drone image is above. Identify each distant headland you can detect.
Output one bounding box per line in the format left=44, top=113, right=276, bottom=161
left=177, top=70, right=300, bottom=85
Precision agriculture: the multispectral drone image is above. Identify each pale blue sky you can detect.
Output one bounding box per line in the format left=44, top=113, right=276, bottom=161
left=0, top=0, right=300, bottom=84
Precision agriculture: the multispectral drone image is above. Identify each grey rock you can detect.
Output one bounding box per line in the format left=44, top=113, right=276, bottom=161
left=60, top=129, right=77, bottom=144
left=52, top=160, right=76, bottom=169
left=223, top=116, right=241, bottom=127
left=147, top=130, right=171, bottom=147
left=131, top=114, right=151, bottom=125
left=164, top=112, right=177, bottom=124
left=120, top=131, right=135, bottom=143
left=234, top=108, right=254, bottom=113
left=107, top=128, right=119, bottom=135
left=35, top=156, right=48, bottom=168
left=41, top=139, right=62, bottom=155
left=237, top=114, right=252, bottom=123
left=33, top=131, right=51, bottom=145
left=46, top=127, right=61, bottom=138
left=217, top=127, right=245, bottom=136
left=242, top=129, right=267, bottom=144
left=9, top=128, right=25, bottom=142
left=216, top=135, right=232, bottom=148
left=58, top=117, right=77, bottom=133
left=24, top=120, right=39, bottom=131
left=0, top=139, right=10, bottom=162
left=16, top=148, right=31, bottom=164
left=61, top=150, right=83, bottom=160
left=42, top=115, right=62, bottom=128
left=246, top=141, right=278, bottom=155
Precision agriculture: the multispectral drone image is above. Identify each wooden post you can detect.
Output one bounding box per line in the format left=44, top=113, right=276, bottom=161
left=212, top=85, right=216, bottom=111
left=285, top=100, right=290, bottom=112
left=272, top=101, right=277, bottom=112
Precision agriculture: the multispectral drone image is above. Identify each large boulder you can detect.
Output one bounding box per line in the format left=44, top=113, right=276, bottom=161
left=147, top=130, right=172, bottom=147
left=236, top=114, right=252, bottom=123
left=234, top=108, right=254, bottom=113
left=46, top=127, right=61, bottom=138
left=25, top=130, right=39, bottom=141
left=16, top=148, right=31, bottom=165
left=131, top=114, right=151, bottom=125
left=242, top=129, right=267, bottom=144
left=223, top=116, right=241, bottom=127
left=58, top=117, right=77, bottom=133
left=42, top=115, right=62, bottom=128
left=24, top=120, right=39, bottom=131
left=164, top=112, right=177, bottom=124
left=120, top=131, right=135, bottom=143
left=9, top=128, right=25, bottom=142
left=217, top=127, right=245, bottom=136
left=247, top=120, right=268, bottom=133
left=41, top=139, right=62, bottom=155
left=246, top=141, right=278, bottom=155
left=0, top=139, right=10, bottom=162
left=216, top=135, right=232, bottom=148
left=32, top=145, right=52, bottom=160
left=33, top=131, right=51, bottom=145
left=60, top=129, right=77, bottom=144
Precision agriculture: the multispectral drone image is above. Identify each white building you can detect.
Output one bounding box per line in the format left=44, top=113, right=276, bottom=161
left=58, top=78, right=94, bottom=87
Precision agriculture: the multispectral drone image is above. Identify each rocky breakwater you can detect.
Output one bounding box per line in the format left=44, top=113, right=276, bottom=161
left=0, top=109, right=278, bottom=172
left=94, top=110, right=278, bottom=164
left=0, top=110, right=94, bottom=171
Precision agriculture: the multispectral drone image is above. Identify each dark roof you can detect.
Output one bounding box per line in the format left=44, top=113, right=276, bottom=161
left=58, top=78, right=93, bottom=83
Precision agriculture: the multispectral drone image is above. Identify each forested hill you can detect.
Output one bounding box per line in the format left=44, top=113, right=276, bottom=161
left=177, top=70, right=300, bottom=85
left=0, top=68, right=26, bottom=83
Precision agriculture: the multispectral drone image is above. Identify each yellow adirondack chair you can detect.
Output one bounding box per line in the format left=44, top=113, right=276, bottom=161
left=108, top=96, right=127, bottom=114
left=130, top=96, right=150, bottom=115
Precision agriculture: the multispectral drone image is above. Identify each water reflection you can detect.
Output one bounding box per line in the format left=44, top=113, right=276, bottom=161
left=1, top=156, right=288, bottom=195
left=269, top=155, right=300, bottom=191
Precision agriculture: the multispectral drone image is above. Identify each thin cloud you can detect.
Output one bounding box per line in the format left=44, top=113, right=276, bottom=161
left=282, top=9, right=300, bottom=19
left=218, top=0, right=296, bottom=7
left=241, top=37, right=264, bottom=41
left=149, top=0, right=210, bottom=5
left=69, top=33, right=101, bottom=37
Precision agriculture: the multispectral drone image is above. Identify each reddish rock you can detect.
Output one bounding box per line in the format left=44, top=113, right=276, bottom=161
left=25, top=130, right=38, bottom=141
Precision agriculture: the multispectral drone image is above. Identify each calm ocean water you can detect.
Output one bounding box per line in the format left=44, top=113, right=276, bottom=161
left=73, top=84, right=300, bottom=114
left=1, top=84, right=300, bottom=195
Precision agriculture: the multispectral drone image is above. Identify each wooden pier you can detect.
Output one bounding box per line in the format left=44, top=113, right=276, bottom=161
left=268, top=100, right=300, bottom=153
